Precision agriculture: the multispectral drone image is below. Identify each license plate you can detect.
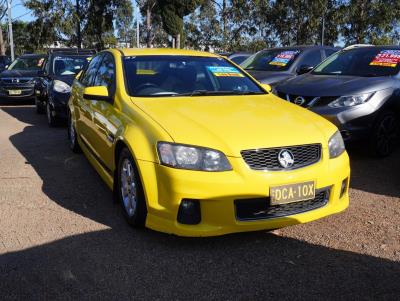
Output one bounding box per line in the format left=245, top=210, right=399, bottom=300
left=270, top=181, right=315, bottom=205
left=9, top=90, right=22, bottom=95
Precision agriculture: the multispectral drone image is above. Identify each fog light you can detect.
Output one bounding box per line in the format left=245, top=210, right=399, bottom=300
left=340, top=178, right=348, bottom=198
left=177, top=199, right=201, bottom=225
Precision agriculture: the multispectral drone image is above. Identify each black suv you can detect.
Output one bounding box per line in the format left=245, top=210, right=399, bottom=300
left=241, top=45, right=339, bottom=86
left=0, top=54, right=46, bottom=102
left=35, top=48, right=95, bottom=126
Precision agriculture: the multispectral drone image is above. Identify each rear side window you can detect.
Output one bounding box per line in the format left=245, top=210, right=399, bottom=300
left=299, top=50, right=322, bottom=67
left=81, top=54, right=103, bottom=86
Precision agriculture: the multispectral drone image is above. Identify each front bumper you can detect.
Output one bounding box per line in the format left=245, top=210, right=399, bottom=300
left=0, top=84, right=35, bottom=100
left=137, top=148, right=350, bottom=237
left=49, top=92, right=70, bottom=120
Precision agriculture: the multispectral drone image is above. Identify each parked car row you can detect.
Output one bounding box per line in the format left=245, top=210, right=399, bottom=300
left=34, top=48, right=95, bottom=125
left=241, top=45, right=339, bottom=85
left=0, top=48, right=95, bottom=126
left=1, top=44, right=397, bottom=236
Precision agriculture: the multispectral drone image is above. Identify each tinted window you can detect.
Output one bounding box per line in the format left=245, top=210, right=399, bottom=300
left=241, top=49, right=302, bottom=71
left=313, top=48, right=400, bottom=77
left=324, top=49, right=337, bottom=58
left=93, top=54, right=115, bottom=94
left=53, top=55, right=91, bottom=76
left=230, top=55, right=250, bottom=64
left=123, top=55, right=265, bottom=97
left=8, top=56, right=46, bottom=71
left=81, top=54, right=103, bottom=86
left=299, top=50, right=322, bottom=67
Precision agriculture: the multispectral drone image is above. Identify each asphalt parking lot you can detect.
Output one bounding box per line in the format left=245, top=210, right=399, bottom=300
left=0, top=104, right=399, bottom=300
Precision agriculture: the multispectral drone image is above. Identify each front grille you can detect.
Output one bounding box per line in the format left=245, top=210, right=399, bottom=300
left=277, top=92, right=337, bottom=107
left=241, top=144, right=321, bottom=171
left=1, top=77, right=33, bottom=84
left=235, top=188, right=330, bottom=221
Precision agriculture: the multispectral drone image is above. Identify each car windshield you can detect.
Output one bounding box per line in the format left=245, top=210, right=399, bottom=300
left=53, top=55, right=91, bottom=76
left=123, top=55, right=265, bottom=97
left=230, top=55, right=250, bottom=64
left=8, top=56, right=45, bottom=71
left=313, top=47, right=400, bottom=77
left=241, top=49, right=302, bottom=71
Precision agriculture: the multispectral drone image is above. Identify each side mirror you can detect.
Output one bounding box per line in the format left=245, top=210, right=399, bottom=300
left=83, top=86, right=111, bottom=102
left=260, top=83, right=272, bottom=93
left=297, top=64, right=313, bottom=75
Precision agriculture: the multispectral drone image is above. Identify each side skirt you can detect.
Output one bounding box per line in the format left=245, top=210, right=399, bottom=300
left=78, top=135, right=114, bottom=190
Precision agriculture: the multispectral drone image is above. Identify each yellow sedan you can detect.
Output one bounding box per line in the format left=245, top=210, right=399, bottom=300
left=67, top=48, right=350, bottom=236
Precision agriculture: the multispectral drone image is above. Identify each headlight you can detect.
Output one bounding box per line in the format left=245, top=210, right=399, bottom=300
left=157, top=142, right=232, bottom=171
left=53, top=80, right=71, bottom=93
left=328, top=131, right=345, bottom=158
left=328, top=92, right=374, bottom=108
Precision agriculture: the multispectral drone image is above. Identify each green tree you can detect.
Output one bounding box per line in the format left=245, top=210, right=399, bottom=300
left=25, top=0, right=133, bottom=50
left=341, top=0, right=400, bottom=45
left=267, top=0, right=343, bottom=46
left=157, top=0, right=203, bottom=48
left=185, top=0, right=221, bottom=50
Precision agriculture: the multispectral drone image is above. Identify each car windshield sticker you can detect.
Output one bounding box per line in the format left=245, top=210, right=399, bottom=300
left=269, top=50, right=300, bottom=66
left=370, top=50, right=400, bottom=67
left=136, top=69, right=157, bottom=75
left=37, top=58, right=45, bottom=67
left=207, top=66, right=244, bottom=77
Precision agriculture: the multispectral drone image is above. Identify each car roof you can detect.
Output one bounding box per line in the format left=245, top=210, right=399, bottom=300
left=343, top=45, right=400, bottom=51
left=19, top=53, right=47, bottom=58
left=263, top=45, right=339, bottom=51
left=229, top=52, right=252, bottom=57
left=117, top=48, right=220, bottom=58
left=48, top=48, right=96, bottom=56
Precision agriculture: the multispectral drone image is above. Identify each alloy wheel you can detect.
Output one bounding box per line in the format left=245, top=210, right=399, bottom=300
left=120, top=158, right=138, bottom=217
left=376, top=114, right=399, bottom=156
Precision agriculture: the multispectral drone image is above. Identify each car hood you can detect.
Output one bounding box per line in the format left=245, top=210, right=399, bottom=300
left=0, top=69, right=41, bottom=78
left=246, top=70, right=294, bottom=85
left=276, top=73, right=396, bottom=96
left=131, top=95, right=337, bottom=157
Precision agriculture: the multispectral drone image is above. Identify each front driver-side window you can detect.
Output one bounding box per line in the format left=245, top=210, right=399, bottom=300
left=93, top=53, right=115, bottom=95
left=81, top=54, right=103, bottom=86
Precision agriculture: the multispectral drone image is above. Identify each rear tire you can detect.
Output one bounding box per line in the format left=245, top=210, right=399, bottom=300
left=117, top=148, right=147, bottom=227
left=67, top=111, right=81, bottom=153
left=369, top=111, right=399, bottom=157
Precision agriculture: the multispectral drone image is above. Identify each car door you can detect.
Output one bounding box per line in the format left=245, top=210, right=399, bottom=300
left=89, top=53, right=121, bottom=171
left=73, top=54, right=104, bottom=149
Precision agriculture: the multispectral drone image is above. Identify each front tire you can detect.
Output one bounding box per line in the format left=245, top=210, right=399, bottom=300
left=67, top=111, right=81, bottom=153
left=47, top=102, right=59, bottom=127
left=117, top=148, right=147, bottom=227
left=369, top=111, right=399, bottom=157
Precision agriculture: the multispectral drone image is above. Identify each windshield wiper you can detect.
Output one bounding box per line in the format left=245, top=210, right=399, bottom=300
left=175, top=90, right=264, bottom=97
